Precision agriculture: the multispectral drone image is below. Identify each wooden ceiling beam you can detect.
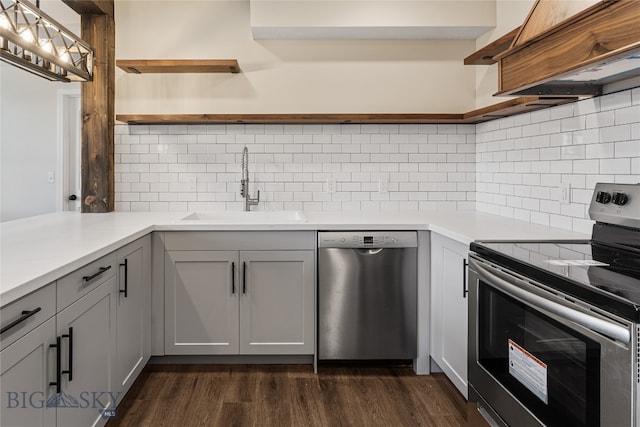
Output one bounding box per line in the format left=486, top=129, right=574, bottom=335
left=62, top=0, right=114, bottom=16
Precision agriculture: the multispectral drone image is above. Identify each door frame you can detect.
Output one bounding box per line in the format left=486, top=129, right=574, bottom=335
left=56, top=88, right=81, bottom=212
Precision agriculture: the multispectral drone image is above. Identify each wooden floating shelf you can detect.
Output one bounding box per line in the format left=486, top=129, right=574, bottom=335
left=116, top=59, right=240, bottom=74
left=117, top=113, right=464, bottom=125
left=464, top=27, right=520, bottom=65
left=463, top=96, right=576, bottom=121
left=116, top=96, right=577, bottom=125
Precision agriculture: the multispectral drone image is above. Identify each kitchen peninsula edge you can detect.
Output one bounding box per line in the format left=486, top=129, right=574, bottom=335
left=1, top=210, right=588, bottom=306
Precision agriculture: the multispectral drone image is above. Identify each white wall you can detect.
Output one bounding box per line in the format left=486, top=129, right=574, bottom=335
left=476, top=87, right=640, bottom=234
left=0, top=64, right=77, bottom=221
left=474, top=0, right=534, bottom=109
left=115, top=1, right=478, bottom=115
left=0, top=0, right=80, bottom=222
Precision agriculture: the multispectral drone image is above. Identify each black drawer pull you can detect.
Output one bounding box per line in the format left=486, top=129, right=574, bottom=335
left=62, top=327, right=73, bottom=381
left=1, top=307, right=42, bottom=334
left=463, top=259, right=468, bottom=298
left=49, top=336, right=61, bottom=393
left=120, top=259, right=128, bottom=297
left=231, top=262, right=236, bottom=294
left=83, top=265, right=111, bottom=282
left=243, top=262, right=247, bottom=294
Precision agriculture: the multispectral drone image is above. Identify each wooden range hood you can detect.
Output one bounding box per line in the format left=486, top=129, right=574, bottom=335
left=493, top=0, right=640, bottom=97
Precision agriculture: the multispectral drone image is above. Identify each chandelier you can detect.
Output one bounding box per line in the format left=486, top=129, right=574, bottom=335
left=0, top=0, right=93, bottom=82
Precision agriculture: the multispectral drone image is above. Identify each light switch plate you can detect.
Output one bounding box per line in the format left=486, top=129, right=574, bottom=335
left=559, top=183, right=571, bottom=204
left=325, top=178, right=336, bottom=193
left=378, top=179, right=389, bottom=193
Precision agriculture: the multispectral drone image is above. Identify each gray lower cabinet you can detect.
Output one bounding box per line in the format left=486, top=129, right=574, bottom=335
left=239, top=250, right=314, bottom=355
left=0, top=317, right=57, bottom=427
left=115, top=236, right=151, bottom=400
left=55, top=278, right=116, bottom=427
left=0, top=235, right=152, bottom=427
left=165, top=248, right=314, bottom=356
left=165, top=250, right=239, bottom=355
left=430, top=232, right=469, bottom=398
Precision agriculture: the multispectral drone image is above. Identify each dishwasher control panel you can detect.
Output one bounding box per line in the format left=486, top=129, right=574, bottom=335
left=318, top=231, right=418, bottom=248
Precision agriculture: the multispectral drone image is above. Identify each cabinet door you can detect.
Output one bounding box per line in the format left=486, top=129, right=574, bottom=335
left=165, top=251, right=239, bottom=355
left=430, top=233, right=468, bottom=398
left=0, top=317, right=56, bottom=427
left=56, top=279, right=116, bottom=427
left=239, top=250, right=314, bottom=355
left=115, top=236, right=151, bottom=399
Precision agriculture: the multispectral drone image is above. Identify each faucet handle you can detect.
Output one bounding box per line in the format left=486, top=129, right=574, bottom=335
left=248, top=190, right=260, bottom=207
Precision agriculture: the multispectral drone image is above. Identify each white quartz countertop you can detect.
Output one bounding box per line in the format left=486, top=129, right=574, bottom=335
left=1, top=210, right=589, bottom=306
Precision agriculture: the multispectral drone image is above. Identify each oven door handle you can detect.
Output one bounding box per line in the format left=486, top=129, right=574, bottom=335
left=470, top=258, right=631, bottom=344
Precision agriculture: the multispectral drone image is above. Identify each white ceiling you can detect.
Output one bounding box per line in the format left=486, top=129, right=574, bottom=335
left=38, top=0, right=81, bottom=32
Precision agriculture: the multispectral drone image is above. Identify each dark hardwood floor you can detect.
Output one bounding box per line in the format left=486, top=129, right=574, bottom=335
left=106, top=364, right=467, bottom=427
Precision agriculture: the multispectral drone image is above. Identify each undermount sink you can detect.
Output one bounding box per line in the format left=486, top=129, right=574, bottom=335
left=176, top=210, right=307, bottom=223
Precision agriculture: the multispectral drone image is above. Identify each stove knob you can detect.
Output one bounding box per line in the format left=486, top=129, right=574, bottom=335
left=612, top=192, right=628, bottom=206
left=596, top=191, right=612, bottom=204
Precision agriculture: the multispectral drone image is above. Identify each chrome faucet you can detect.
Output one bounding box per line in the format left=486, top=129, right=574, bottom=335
left=240, top=146, right=260, bottom=211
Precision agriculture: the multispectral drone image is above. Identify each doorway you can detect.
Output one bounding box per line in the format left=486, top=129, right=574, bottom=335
left=57, top=89, right=81, bottom=212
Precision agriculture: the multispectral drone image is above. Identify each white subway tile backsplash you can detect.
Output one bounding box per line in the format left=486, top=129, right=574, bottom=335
left=615, top=140, right=640, bottom=157
left=601, top=90, right=632, bottom=111
left=116, top=121, right=476, bottom=212
left=561, top=116, right=585, bottom=132
left=586, top=111, right=615, bottom=129
left=601, top=124, right=631, bottom=143
left=476, top=87, right=639, bottom=232
left=550, top=103, right=574, bottom=120
left=600, top=158, right=631, bottom=174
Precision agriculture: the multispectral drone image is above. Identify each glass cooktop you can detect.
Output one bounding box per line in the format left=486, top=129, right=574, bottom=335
left=470, top=240, right=640, bottom=322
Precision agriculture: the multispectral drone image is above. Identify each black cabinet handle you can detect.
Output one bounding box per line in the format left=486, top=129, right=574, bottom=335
left=1, top=307, right=41, bottom=334
left=83, top=265, right=111, bottom=282
left=242, top=262, right=247, bottom=294
left=231, top=262, right=236, bottom=294
left=463, top=259, right=468, bottom=298
left=49, top=336, right=61, bottom=393
left=119, top=259, right=128, bottom=297
left=61, top=327, right=73, bottom=381
left=68, top=194, right=77, bottom=201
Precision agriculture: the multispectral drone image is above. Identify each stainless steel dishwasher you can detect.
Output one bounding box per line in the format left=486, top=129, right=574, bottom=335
left=318, top=231, right=418, bottom=360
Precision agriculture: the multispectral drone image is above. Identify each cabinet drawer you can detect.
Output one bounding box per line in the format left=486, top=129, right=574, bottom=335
left=164, top=231, right=316, bottom=251
left=57, top=252, right=117, bottom=310
left=0, top=282, right=56, bottom=350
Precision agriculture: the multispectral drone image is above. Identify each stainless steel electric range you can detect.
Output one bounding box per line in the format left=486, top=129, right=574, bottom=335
left=468, top=182, right=640, bottom=427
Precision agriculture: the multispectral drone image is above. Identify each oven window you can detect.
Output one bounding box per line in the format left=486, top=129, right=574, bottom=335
left=478, top=282, right=600, bottom=427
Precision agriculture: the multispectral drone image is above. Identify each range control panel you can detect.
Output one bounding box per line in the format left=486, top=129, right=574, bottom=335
left=589, top=183, right=640, bottom=228
left=318, top=231, right=418, bottom=248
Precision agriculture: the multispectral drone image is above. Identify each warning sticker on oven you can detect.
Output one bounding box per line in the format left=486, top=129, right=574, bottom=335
left=508, top=339, right=548, bottom=404
left=545, top=259, right=609, bottom=267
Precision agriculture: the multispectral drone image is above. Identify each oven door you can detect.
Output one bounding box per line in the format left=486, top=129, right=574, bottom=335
left=468, top=255, right=635, bottom=427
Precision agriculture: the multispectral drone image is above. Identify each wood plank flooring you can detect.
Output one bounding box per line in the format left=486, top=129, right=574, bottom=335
left=106, top=364, right=467, bottom=427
